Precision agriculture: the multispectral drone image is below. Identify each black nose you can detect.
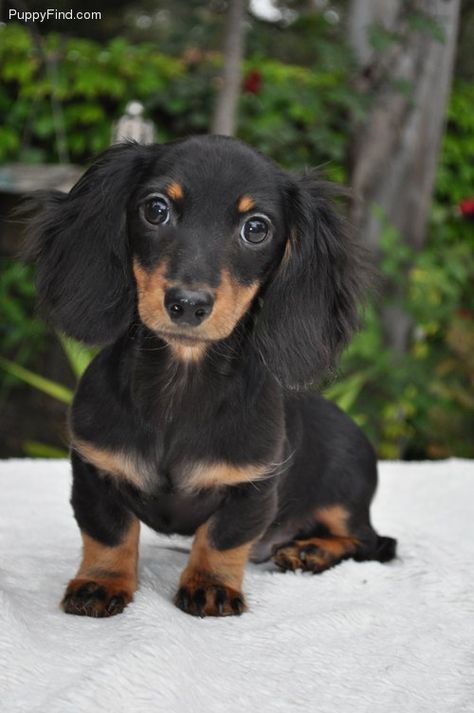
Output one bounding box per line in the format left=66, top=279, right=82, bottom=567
left=164, top=288, right=214, bottom=326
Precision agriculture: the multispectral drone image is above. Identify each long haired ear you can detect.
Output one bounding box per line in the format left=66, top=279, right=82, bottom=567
left=24, top=142, right=155, bottom=345
left=253, top=173, right=370, bottom=389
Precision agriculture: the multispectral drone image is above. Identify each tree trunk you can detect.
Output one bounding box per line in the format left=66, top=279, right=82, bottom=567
left=211, top=0, right=247, bottom=136
left=348, top=0, right=461, bottom=353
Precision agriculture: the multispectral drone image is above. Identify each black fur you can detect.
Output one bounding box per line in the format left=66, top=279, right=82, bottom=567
left=25, top=143, right=154, bottom=344
left=24, top=135, right=396, bottom=617
left=254, top=174, right=367, bottom=388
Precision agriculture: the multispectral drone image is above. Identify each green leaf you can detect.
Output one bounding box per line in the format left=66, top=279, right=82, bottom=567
left=325, top=370, right=373, bottom=412
left=57, top=333, right=94, bottom=378
left=23, top=441, right=68, bottom=458
left=0, top=356, right=73, bottom=404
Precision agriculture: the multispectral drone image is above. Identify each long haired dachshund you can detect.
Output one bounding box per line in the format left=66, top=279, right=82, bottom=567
left=26, top=136, right=396, bottom=618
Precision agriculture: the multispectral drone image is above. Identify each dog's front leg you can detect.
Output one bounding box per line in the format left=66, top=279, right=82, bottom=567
left=61, top=451, right=140, bottom=618
left=175, top=479, right=277, bottom=617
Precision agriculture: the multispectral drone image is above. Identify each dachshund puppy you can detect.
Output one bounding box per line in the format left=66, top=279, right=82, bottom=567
left=26, top=136, right=396, bottom=618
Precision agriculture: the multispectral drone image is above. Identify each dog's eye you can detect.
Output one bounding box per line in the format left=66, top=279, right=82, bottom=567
left=143, top=197, right=170, bottom=225
left=241, top=217, right=270, bottom=245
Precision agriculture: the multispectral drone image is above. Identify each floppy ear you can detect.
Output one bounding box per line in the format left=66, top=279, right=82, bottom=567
left=253, top=172, right=369, bottom=389
left=24, top=142, right=155, bottom=345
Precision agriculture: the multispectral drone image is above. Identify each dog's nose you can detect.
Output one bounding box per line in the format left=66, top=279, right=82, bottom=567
left=164, top=288, right=214, bottom=326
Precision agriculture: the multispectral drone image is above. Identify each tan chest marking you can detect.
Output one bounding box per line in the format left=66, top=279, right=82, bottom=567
left=73, top=439, right=146, bottom=490
left=184, top=461, right=270, bottom=491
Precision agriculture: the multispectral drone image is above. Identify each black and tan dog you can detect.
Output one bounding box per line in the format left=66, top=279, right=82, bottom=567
left=26, top=135, right=396, bottom=618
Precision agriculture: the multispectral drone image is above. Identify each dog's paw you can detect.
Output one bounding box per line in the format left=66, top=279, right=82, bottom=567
left=61, top=577, right=133, bottom=618
left=174, top=575, right=246, bottom=617
left=271, top=541, right=333, bottom=573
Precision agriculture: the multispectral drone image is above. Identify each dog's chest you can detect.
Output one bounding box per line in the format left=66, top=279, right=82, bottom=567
left=121, top=480, right=224, bottom=536
left=73, top=436, right=268, bottom=493
left=72, top=438, right=264, bottom=536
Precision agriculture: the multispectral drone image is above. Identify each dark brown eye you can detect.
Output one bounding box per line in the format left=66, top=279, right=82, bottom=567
left=241, top=217, right=270, bottom=244
left=143, top=196, right=170, bottom=225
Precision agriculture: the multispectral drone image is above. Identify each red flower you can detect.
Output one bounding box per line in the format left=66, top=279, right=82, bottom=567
left=243, top=70, right=262, bottom=95
left=459, top=198, right=474, bottom=218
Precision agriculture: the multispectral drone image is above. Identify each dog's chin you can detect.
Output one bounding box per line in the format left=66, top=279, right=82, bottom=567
left=154, top=327, right=219, bottom=346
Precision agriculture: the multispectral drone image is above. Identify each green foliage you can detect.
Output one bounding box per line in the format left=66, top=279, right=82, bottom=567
left=326, top=81, right=474, bottom=459
left=58, top=334, right=97, bottom=379
left=0, top=355, right=74, bottom=404
left=0, top=23, right=356, bottom=175
left=0, top=335, right=94, bottom=403
left=436, top=81, right=474, bottom=203
left=0, top=335, right=95, bottom=457
left=407, top=10, right=445, bottom=43
left=0, top=25, right=181, bottom=162
left=330, top=233, right=473, bottom=459
left=238, top=58, right=361, bottom=179
left=22, top=441, right=68, bottom=459
left=0, top=258, right=47, bottom=394
left=23, top=441, right=68, bottom=458
left=368, top=23, right=402, bottom=53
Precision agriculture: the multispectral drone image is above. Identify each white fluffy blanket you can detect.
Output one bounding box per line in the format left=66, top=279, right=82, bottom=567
left=0, top=458, right=472, bottom=713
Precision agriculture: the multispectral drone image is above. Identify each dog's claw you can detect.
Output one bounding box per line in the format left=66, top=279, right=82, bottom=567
left=231, top=596, right=244, bottom=615
left=106, top=595, right=126, bottom=616
left=175, top=587, right=189, bottom=611
left=215, top=587, right=226, bottom=615
left=193, top=588, right=206, bottom=617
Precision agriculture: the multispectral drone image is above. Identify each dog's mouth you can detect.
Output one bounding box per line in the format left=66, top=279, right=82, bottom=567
left=155, top=327, right=219, bottom=345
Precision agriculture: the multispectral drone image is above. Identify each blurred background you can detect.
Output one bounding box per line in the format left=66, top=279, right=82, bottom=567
left=0, top=0, right=473, bottom=460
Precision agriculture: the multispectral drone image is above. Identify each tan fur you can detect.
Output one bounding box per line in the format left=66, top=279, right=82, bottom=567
left=294, top=535, right=359, bottom=560
left=315, top=505, right=351, bottom=537
left=180, top=523, right=253, bottom=591
left=133, top=258, right=170, bottom=331
left=166, top=181, right=184, bottom=200
left=209, top=269, right=259, bottom=339
left=73, top=439, right=146, bottom=489
left=272, top=534, right=359, bottom=572
left=62, top=519, right=140, bottom=614
left=168, top=342, right=208, bottom=362
left=281, top=237, right=292, bottom=265
left=184, top=460, right=270, bottom=491
left=76, top=519, right=140, bottom=583
left=238, top=194, right=255, bottom=212
left=134, top=259, right=208, bottom=362
left=133, top=259, right=259, bottom=343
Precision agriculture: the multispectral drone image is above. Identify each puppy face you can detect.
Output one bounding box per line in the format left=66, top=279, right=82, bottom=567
left=27, top=135, right=366, bottom=387
left=127, top=138, right=288, bottom=344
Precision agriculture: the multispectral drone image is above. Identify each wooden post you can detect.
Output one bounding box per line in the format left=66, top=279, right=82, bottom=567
left=211, top=0, right=247, bottom=136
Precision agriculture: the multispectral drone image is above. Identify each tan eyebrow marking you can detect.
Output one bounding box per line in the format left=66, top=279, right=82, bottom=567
left=166, top=181, right=184, bottom=200
left=238, top=195, right=255, bottom=213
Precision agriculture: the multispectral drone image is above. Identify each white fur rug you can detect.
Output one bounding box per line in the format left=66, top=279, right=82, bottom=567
left=0, top=458, right=472, bottom=713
